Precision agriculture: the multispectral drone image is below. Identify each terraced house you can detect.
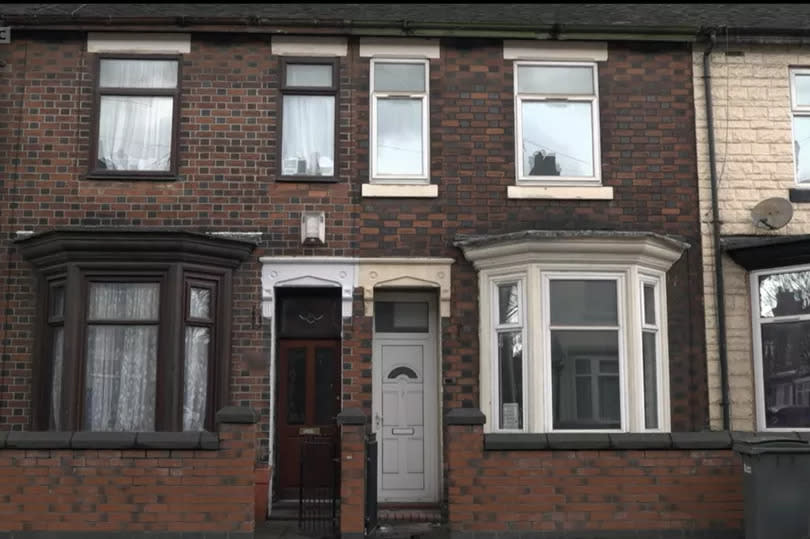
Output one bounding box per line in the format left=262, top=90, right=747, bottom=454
left=1, top=4, right=808, bottom=539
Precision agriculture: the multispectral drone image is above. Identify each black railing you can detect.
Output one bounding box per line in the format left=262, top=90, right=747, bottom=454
left=299, top=436, right=338, bottom=538
left=364, top=433, right=378, bottom=536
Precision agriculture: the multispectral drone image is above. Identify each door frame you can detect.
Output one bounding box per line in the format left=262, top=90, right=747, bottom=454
left=371, top=290, right=441, bottom=503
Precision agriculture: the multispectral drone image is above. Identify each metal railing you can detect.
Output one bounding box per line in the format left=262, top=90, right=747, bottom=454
left=299, top=436, right=338, bottom=538
left=364, top=433, right=378, bottom=536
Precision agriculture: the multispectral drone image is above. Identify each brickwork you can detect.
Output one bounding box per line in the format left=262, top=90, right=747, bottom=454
left=446, top=424, right=743, bottom=534
left=339, top=422, right=367, bottom=537
left=0, top=421, right=256, bottom=534
left=692, top=46, right=810, bottom=430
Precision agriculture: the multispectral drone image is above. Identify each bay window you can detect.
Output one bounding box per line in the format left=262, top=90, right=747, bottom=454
left=458, top=231, right=686, bottom=433
left=17, top=230, right=254, bottom=432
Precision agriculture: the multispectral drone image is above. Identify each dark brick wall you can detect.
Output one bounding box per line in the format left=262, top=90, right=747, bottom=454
left=350, top=39, right=707, bottom=430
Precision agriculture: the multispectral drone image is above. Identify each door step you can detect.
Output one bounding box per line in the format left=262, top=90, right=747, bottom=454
left=378, top=504, right=442, bottom=524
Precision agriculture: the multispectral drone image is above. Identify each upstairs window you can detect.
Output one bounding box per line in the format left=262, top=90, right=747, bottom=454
left=92, top=56, right=180, bottom=177
left=791, top=68, right=810, bottom=184
left=370, top=59, right=430, bottom=183
left=514, top=62, right=601, bottom=184
left=280, top=59, right=337, bottom=179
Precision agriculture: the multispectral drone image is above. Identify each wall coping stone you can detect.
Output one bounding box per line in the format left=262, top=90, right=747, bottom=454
left=671, top=431, right=732, bottom=449
left=215, top=406, right=259, bottom=424
left=485, top=433, right=548, bottom=450
left=547, top=433, right=611, bottom=450
left=0, top=533, right=254, bottom=538
left=445, top=408, right=486, bottom=426
left=0, top=431, right=220, bottom=450
left=337, top=408, right=368, bottom=425
left=481, top=431, right=761, bottom=450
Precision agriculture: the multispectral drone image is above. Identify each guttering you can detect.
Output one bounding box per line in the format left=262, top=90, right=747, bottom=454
left=702, top=29, right=731, bottom=431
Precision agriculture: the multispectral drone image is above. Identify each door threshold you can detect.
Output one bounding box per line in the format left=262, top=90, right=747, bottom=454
left=378, top=503, right=442, bottom=523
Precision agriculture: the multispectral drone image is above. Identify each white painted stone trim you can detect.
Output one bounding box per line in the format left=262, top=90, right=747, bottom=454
left=87, top=32, right=191, bottom=54
left=361, top=184, right=438, bottom=198
left=357, top=258, right=454, bottom=317
left=270, top=36, right=348, bottom=57
left=359, top=38, right=440, bottom=59
left=507, top=185, right=614, bottom=200
left=260, top=257, right=358, bottom=318
left=503, top=40, right=607, bottom=61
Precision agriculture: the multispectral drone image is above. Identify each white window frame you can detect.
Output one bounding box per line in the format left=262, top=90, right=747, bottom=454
left=639, top=275, right=666, bottom=430
left=370, top=57, right=430, bottom=184
left=490, top=276, right=529, bottom=432
left=483, top=264, right=669, bottom=434
left=790, top=68, right=810, bottom=186
left=513, top=60, right=601, bottom=185
left=751, top=262, right=810, bottom=431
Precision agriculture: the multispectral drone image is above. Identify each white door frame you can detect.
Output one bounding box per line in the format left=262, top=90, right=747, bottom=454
left=372, top=290, right=440, bottom=503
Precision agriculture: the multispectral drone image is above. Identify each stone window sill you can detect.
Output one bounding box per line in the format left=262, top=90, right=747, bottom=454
left=507, top=185, right=614, bottom=200
left=361, top=183, right=438, bottom=198
left=483, top=431, right=742, bottom=450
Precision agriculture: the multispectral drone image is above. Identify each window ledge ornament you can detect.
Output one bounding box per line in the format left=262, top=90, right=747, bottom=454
left=357, top=258, right=455, bottom=318
left=260, top=257, right=358, bottom=319
left=455, top=230, right=689, bottom=272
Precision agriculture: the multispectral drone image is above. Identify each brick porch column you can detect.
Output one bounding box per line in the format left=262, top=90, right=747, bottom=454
left=215, top=406, right=260, bottom=536
left=337, top=408, right=368, bottom=539
left=445, top=408, right=486, bottom=531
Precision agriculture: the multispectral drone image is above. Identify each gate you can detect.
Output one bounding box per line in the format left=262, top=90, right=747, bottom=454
left=365, top=433, right=378, bottom=536
left=299, top=436, right=338, bottom=538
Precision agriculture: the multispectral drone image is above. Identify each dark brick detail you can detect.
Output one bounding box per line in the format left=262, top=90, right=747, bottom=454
left=336, top=408, right=368, bottom=425
left=135, top=431, right=201, bottom=450
left=789, top=188, right=810, bottom=203
left=671, top=431, right=732, bottom=449
left=70, top=432, right=137, bottom=449
left=6, top=431, right=72, bottom=449
left=215, top=406, right=259, bottom=425
left=445, top=408, right=486, bottom=426
left=484, top=433, right=548, bottom=450
left=608, top=433, right=673, bottom=449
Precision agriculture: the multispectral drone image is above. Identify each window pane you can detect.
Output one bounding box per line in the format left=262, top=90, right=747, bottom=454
left=794, top=116, right=810, bottom=183
left=374, top=62, right=425, bottom=92
left=498, top=283, right=520, bottom=325
left=643, top=284, right=657, bottom=325
left=375, top=301, right=429, bottom=333
left=183, top=327, right=210, bottom=431
left=795, top=74, right=810, bottom=106
left=287, top=348, right=307, bottom=425
left=498, top=331, right=523, bottom=429
left=376, top=98, right=424, bottom=176
left=550, top=280, right=617, bottom=326
left=759, top=270, right=810, bottom=318
left=84, top=325, right=157, bottom=431
left=88, top=282, right=160, bottom=320
left=521, top=101, right=593, bottom=177
left=315, top=347, right=337, bottom=424
left=761, top=320, right=810, bottom=428
left=189, top=287, right=211, bottom=319
left=551, top=330, right=620, bottom=429
left=286, top=64, right=333, bottom=87
left=517, top=65, right=594, bottom=95
left=281, top=95, right=335, bottom=176
left=50, top=286, right=64, bottom=319
left=49, top=327, right=64, bottom=430
left=99, top=59, right=178, bottom=89
left=642, top=331, right=659, bottom=429
left=97, top=96, right=173, bottom=171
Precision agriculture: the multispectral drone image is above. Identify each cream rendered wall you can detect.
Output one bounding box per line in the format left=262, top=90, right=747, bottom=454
left=694, top=45, right=810, bottom=431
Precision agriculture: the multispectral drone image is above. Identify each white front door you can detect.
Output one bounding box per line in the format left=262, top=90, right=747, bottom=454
left=372, top=292, right=438, bottom=502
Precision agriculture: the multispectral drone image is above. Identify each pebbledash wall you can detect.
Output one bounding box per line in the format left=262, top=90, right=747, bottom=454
left=694, top=45, right=810, bottom=431
left=0, top=27, right=746, bottom=538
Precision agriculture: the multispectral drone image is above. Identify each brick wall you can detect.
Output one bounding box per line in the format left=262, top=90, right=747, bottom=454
left=693, top=46, right=810, bottom=430
left=351, top=40, right=707, bottom=430
left=446, top=424, right=743, bottom=535
left=0, top=420, right=256, bottom=535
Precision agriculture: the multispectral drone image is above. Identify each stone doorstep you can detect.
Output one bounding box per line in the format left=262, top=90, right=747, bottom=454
left=378, top=505, right=443, bottom=524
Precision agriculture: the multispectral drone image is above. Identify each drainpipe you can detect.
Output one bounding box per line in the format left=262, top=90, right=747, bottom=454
left=703, top=30, right=731, bottom=431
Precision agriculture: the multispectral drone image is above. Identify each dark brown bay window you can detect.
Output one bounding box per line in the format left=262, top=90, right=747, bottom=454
left=17, top=230, right=254, bottom=432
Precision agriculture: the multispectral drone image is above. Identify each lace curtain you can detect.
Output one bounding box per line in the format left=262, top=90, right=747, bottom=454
left=281, top=95, right=335, bottom=176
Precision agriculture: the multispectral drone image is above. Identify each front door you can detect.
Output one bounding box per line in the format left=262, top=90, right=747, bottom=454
left=276, top=339, right=341, bottom=499
left=373, top=292, right=439, bottom=502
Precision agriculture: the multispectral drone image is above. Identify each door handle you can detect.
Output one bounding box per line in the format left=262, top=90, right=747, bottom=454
left=375, top=413, right=382, bottom=430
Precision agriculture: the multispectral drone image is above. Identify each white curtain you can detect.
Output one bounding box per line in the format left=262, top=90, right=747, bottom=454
left=97, top=96, right=173, bottom=171
left=281, top=95, right=334, bottom=176
left=183, top=327, right=209, bottom=431
left=50, top=328, right=64, bottom=430
left=84, top=283, right=158, bottom=431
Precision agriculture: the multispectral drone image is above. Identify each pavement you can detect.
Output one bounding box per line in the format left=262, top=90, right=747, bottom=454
left=254, top=520, right=448, bottom=539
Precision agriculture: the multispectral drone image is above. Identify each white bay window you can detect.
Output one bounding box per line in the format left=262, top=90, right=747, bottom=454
left=458, top=231, right=686, bottom=433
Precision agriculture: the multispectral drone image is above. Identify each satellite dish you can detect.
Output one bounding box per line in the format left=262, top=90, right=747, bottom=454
left=751, top=197, right=793, bottom=230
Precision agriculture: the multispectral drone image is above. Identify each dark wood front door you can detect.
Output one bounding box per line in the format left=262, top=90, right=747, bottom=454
left=276, top=339, right=341, bottom=499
